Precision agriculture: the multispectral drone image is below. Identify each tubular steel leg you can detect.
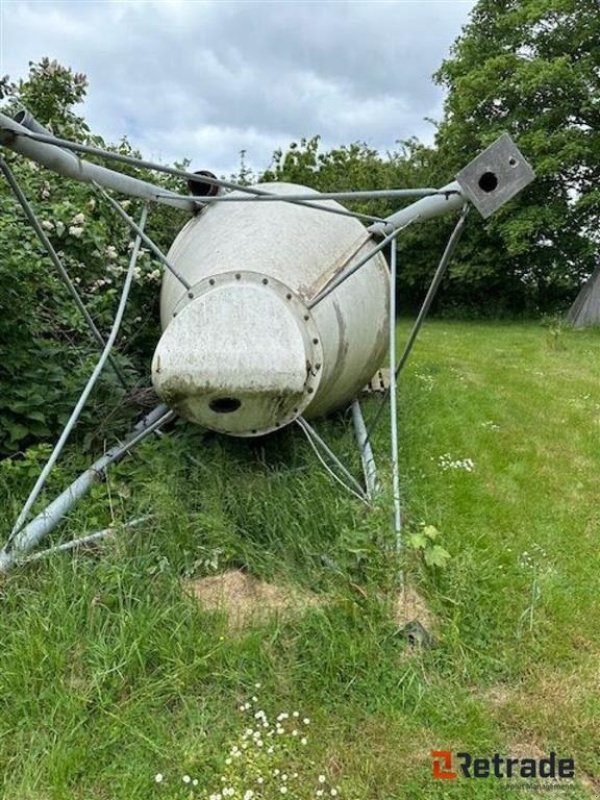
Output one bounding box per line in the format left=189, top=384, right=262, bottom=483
left=0, top=406, right=174, bottom=572
left=388, top=243, right=402, bottom=567
left=351, top=400, right=379, bottom=500
left=394, top=203, right=470, bottom=377
left=308, top=224, right=407, bottom=309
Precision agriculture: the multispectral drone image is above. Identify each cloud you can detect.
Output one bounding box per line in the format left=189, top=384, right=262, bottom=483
left=1, top=0, right=475, bottom=175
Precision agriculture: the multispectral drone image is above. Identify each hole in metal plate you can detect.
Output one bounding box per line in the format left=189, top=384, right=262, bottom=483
left=209, top=397, right=241, bottom=414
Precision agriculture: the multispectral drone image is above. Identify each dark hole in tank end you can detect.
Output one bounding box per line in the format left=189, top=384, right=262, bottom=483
left=209, top=397, right=241, bottom=414
left=478, top=171, right=498, bottom=193
left=187, top=170, right=219, bottom=198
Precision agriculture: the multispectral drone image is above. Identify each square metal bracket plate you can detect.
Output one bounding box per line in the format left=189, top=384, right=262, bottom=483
left=455, top=133, right=535, bottom=219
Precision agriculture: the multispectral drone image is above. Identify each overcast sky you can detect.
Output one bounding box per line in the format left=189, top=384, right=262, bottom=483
left=0, top=0, right=476, bottom=176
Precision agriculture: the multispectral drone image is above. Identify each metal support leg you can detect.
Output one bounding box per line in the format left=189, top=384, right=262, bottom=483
left=351, top=400, right=379, bottom=500
left=388, top=243, right=402, bottom=568
left=363, top=204, right=471, bottom=449
left=0, top=405, right=174, bottom=572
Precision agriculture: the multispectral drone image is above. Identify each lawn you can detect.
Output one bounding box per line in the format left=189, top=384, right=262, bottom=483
left=0, top=320, right=598, bottom=800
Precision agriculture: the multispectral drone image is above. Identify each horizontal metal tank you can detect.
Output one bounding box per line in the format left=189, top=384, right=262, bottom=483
left=152, top=182, right=389, bottom=436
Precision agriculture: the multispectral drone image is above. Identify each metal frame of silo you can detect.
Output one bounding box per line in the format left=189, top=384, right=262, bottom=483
left=0, top=109, right=533, bottom=571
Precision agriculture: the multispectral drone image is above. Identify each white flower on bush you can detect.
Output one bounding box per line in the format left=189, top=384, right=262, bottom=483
left=41, top=220, right=54, bottom=231
left=71, top=212, right=85, bottom=225
left=105, top=245, right=118, bottom=260
left=154, top=773, right=164, bottom=783
left=68, top=226, right=83, bottom=238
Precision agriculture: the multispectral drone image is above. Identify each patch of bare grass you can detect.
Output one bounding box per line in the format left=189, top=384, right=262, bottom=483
left=183, top=569, right=321, bottom=629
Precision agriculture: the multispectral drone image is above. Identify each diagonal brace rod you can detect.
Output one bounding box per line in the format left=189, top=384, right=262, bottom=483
left=296, top=416, right=368, bottom=502
left=0, top=155, right=129, bottom=389
left=364, top=203, right=471, bottom=449
left=8, top=205, right=149, bottom=539
left=94, top=183, right=191, bottom=290
left=0, top=406, right=173, bottom=572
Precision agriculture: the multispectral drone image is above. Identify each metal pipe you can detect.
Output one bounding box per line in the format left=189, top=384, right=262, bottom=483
left=369, top=181, right=465, bottom=236
left=95, top=183, right=192, bottom=290
left=363, top=204, right=471, bottom=449
left=308, top=224, right=406, bottom=308
left=0, top=156, right=129, bottom=389
left=14, top=109, right=58, bottom=138
left=351, top=400, right=379, bottom=499
left=8, top=206, right=148, bottom=539
left=199, top=188, right=460, bottom=204
left=20, top=516, right=151, bottom=565
left=0, top=111, right=200, bottom=212
left=296, top=417, right=367, bottom=502
left=309, top=180, right=467, bottom=308
left=0, top=114, right=383, bottom=223
left=388, top=242, right=402, bottom=557
left=0, top=406, right=173, bottom=572
left=395, top=203, right=470, bottom=377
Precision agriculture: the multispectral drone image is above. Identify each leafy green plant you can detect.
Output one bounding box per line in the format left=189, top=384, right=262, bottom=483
left=406, top=523, right=451, bottom=569
left=540, top=313, right=567, bottom=351
left=0, top=61, right=184, bottom=456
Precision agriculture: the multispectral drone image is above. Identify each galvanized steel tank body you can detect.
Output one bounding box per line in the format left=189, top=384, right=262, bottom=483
left=152, top=182, right=390, bottom=436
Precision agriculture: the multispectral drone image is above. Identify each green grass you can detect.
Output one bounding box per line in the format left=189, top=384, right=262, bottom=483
left=0, top=320, right=598, bottom=799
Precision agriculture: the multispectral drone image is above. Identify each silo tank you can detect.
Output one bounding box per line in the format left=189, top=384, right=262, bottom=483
left=152, top=182, right=390, bottom=436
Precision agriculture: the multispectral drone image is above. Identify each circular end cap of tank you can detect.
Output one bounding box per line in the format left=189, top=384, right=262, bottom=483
left=152, top=271, right=323, bottom=437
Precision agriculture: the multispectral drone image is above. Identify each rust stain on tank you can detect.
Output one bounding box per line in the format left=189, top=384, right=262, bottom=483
left=327, top=299, right=350, bottom=389
left=298, top=232, right=370, bottom=300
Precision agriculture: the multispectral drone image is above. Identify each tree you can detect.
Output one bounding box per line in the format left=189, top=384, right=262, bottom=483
left=1, top=58, right=89, bottom=138
left=432, top=0, right=600, bottom=313
left=0, top=60, right=182, bottom=455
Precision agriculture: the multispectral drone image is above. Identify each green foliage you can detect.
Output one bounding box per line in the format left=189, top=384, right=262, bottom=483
left=261, top=134, right=434, bottom=222
left=407, top=523, right=452, bottom=569
left=1, top=58, right=88, bottom=138
left=0, top=60, right=184, bottom=455
left=432, top=0, right=600, bottom=314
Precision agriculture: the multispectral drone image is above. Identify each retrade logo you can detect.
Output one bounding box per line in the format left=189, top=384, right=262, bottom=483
left=431, top=751, right=575, bottom=781
left=431, top=751, right=457, bottom=780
